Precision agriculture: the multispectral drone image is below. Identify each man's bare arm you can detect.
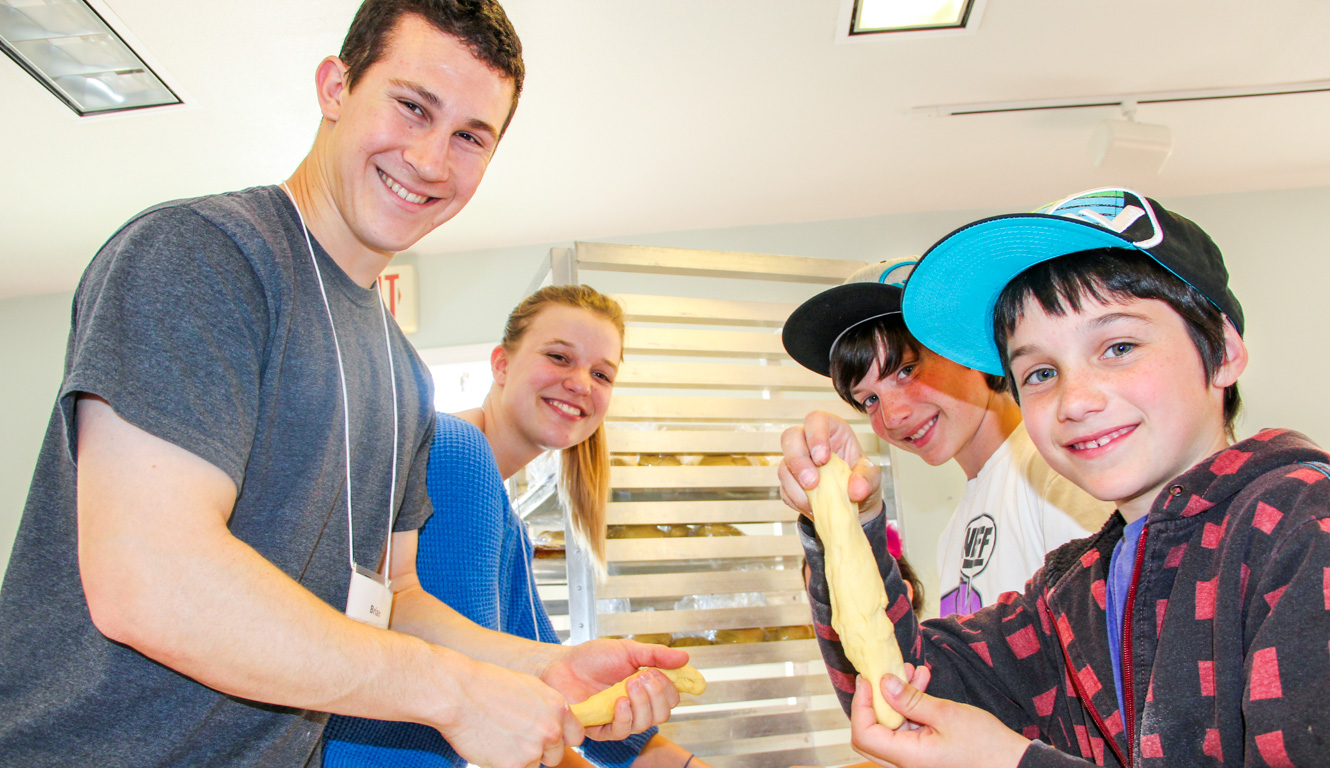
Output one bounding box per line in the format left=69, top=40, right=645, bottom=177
left=75, top=395, right=579, bottom=768
left=389, top=529, right=690, bottom=741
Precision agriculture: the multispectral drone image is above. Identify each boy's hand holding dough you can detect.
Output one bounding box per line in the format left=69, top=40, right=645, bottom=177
left=807, top=453, right=907, bottom=728
left=571, top=664, right=707, bottom=726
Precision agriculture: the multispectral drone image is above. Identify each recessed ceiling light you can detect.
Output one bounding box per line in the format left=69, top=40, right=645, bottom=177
left=0, top=0, right=180, bottom=116
left=841, top=0, right=985, bottom=37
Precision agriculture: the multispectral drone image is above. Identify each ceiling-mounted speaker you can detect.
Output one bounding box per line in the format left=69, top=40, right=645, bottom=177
left=1089, top=118, right=1173, bottom=174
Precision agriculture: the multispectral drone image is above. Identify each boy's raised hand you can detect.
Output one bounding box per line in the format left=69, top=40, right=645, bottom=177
left=849, top=672, right=1030, bottom=768
left=778, top=410, right=882, bottom=522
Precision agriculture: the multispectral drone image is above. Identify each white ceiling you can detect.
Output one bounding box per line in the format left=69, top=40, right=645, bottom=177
left=4, top=0, right=1329, bottom=299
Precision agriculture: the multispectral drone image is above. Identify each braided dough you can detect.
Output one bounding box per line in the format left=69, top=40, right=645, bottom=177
left=807, top=453, right=906, bottom=728
left=571, top=664, right=707, bottom=726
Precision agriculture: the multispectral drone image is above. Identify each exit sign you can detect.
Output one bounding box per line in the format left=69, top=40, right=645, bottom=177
left=377, top=264, right=418, bottom=334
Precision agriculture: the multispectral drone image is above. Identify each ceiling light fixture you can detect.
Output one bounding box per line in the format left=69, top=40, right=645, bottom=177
left=910, top=80, right=1329, bottom=174
left=1088, top=101, right=1173, bottom=175
left=0, top=0, right=180, bottom=116
left=838, top=0, right=986, bottom=41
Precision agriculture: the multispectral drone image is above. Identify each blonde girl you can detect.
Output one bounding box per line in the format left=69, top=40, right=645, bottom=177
left=324, top=285, right=709, bottom=768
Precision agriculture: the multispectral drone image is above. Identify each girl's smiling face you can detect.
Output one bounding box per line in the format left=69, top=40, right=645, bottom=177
left=1005, top=294, right=1245, bottom=521
left=492, top=304, right=622, bottom=454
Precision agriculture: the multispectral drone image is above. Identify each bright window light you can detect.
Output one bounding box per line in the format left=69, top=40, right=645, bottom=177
left=0, top=0, right=180, bottom=115
left=430, top=358, right=493, bottom=413
left=851, top=0, right=976, bottom=34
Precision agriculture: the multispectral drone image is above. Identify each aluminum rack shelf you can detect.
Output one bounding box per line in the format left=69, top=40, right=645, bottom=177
left=516, top=243, right=898, bottom=767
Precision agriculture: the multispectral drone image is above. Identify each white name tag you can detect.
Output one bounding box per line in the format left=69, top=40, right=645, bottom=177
left=345, top=563, right=393, bottom=629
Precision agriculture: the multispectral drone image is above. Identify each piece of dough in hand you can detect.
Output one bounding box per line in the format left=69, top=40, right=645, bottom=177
left=807, top=453, right=907, bottom=728
left=571, top=664, right=707, bottom=726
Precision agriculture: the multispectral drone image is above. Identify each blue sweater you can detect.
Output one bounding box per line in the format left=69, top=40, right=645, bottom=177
left=322, top=414, right=652, bottom=767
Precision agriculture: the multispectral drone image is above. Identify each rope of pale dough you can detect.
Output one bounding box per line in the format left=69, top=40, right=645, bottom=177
left=807, top=453, right=906, bottom=728
left=571, top=664, right=707, bottom=726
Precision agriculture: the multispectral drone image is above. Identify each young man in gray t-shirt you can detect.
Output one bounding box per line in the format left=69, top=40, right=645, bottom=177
left=0, top=3, right=684, bottom=767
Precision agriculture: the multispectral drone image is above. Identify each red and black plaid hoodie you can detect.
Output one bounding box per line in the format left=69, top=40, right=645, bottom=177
left=799, top=429, right=1330, bottom=766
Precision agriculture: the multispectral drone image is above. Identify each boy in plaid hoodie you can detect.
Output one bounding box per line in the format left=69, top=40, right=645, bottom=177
left=796, top=188, right=1330, bottom=766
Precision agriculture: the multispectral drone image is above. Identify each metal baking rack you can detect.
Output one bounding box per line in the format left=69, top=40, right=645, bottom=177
left=516, top=243, right=901, bottom=768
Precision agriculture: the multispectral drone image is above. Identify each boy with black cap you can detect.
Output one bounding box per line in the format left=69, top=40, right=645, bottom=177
left=800, top=188, right=1330, bottom=767
left=779, top=258, right=1110, bottom=618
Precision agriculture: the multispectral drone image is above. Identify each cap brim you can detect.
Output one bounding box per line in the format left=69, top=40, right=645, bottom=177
left=901, top=213, right=1144, bottom=375
left=782, top=282, right=903, bottom=376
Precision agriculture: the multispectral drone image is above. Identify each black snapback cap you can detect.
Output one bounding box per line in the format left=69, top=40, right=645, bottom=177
left=781, top=257, right=918, bottom=377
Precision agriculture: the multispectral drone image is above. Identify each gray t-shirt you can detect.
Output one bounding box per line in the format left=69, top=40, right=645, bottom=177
left=0, top=185, right=436, bottom=767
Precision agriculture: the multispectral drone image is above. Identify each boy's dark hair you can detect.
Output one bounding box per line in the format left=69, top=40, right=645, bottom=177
left=992, top=249, right=1241, bottom=436
left=339, top=0, right=525, bottom=134
left=831, top=315, right=1006, bottom=413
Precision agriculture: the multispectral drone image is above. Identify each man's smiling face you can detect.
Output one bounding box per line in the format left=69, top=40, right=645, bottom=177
left=321, top=13, right=515, bottom=256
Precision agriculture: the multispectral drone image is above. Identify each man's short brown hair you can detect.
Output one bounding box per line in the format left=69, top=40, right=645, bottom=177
left=339, top=0, right=524, bottom=134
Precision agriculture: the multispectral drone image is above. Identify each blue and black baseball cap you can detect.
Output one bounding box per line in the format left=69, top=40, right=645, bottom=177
left=901, top=187, right=1243, bottom=376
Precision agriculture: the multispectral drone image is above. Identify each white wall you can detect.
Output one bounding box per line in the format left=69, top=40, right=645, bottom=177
left=1182, top=187, right=1330, bottom=444
left=0, top=291, right=72, bottom=569
left=3, top=185, right=1328, bottom=614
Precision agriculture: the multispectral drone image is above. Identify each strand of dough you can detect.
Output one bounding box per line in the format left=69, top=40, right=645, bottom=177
left=571, top=665, right=707, bottom=726
left=807, top=453, right=906, bottom=728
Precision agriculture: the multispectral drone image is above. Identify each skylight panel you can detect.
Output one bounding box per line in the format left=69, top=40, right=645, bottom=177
left=0, top=0, right=180, bottom=115
left=844, top=0, right=983, bottom=37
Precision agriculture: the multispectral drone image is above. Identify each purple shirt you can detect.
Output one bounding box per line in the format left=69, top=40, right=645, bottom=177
left=1106, top=514, right=1147, bottom=719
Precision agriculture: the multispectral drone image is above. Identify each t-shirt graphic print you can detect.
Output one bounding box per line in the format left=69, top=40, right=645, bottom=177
left=940, top=513, right=995, bottom=616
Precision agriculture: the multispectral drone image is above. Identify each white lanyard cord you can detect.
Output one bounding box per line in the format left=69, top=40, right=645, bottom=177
left=377, top=284, right=401, bottom=573
left=280, top=184, right=398, bottom=575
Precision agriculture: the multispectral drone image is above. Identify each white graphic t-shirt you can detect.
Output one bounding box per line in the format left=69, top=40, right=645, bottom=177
left=935, top=423, right=1114, bottom=616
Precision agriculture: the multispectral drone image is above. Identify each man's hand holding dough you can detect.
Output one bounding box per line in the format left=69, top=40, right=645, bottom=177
left=571, top=665, right=707, bottom=726
left=807, top=453, right=906, bottom=729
